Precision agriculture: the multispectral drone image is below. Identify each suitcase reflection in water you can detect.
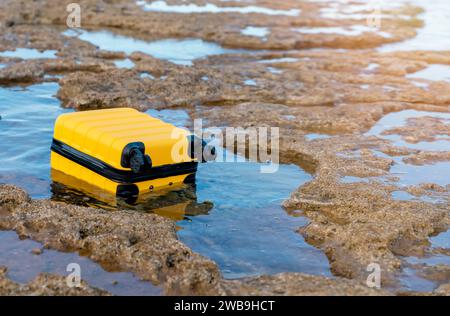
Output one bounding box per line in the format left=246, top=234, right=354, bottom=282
left=50, top=107, right=215, bottom=220
left=51, top=169, right=214, bottom=221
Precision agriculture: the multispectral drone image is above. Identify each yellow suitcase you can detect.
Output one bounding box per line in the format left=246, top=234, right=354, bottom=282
left=50, top=108, right=212, bottom=200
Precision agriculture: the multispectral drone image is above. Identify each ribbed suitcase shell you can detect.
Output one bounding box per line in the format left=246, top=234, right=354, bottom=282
left=50, top=108, right=196, bottom=197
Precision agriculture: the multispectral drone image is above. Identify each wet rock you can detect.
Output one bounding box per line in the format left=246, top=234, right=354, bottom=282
left=418, top=264, right=450, bottom=284
left=406, top=184, right=449, bottom=203
left=31, top=248, right=42, bottom=255
left=219, top=272, right=390, bottom=296
left=284, top=169, right=448, bottom=284
left=0, top=1, right=446, bottom=108
left=0, top=266, right=109, bottom=296
left=0, top=184, right=397, bottom=295
left=191, top=95, right=449, bottom=287
left=0, top=184, right=221, bottom=295
left=192, top=81, right=448, bottom=288
left=0, top=0, right=421, bottom=51
left=0, top=184, right=30, bottom=213
left=55, top=49, right=450, bottom=111
left=403, top=151, right=450, bottom=165
left=383, top=116, right=450, bottom=144
left=433, top=283, right=450, bottom=296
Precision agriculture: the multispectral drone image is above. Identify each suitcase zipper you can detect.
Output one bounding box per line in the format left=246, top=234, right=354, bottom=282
left=51, top=139, right=198, bottom=183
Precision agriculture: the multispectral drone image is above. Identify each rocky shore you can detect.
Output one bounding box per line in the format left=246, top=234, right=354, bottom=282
left=0, top=0, right=448, bottom=295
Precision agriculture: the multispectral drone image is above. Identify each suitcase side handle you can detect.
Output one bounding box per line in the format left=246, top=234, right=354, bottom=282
left=121, top=142, right=152, bottom=173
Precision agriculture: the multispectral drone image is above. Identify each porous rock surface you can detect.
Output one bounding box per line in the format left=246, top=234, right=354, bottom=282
left=0, top=266, right=109, bottom=296
left=0, top=184, right=388, bottom=296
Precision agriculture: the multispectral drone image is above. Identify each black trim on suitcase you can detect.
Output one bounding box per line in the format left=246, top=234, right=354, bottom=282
left=51, top=139, right=198, bottom=183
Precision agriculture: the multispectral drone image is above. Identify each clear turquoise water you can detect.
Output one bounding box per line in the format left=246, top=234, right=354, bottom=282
left=180, top=150, right=331, bottom=278
left=0, top=82, right=161, bottom=294
left=0, top=83, right=70, bottom=198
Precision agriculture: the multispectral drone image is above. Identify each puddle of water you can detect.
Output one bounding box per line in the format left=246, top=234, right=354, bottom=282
left=0, top=83, right=71, bottom=198
left=406, top=64, right=450, bottom=83
left=399, top=231, right=450, bottom=291
left=391, top=190, right=446, bottom=204
left=366, top=110, right=450, bottom=152
left=241, top=26, right=270, bottom=39
left=283, top=115, right=296, bottom=121
left=431, top=230, right=450, bottom=249
left=294, top=25, right=391, bottom=38
left=370, top=149, right=450, bottom=189
left=145, top=108, right=190, bottom=127
left=340, top=153, right=449, bottom=188
left=258, top=57, right=299, bottom=64
left=360, top=84, right=370, bottom=89
left=0, top=48, right=57, bottom=59
left=305, top=133, right=331, bottom=141
left=137, top=0, right=301, bottom=16
left=398, top=266, right=437, bottom=292
left=140, top=72, right=155, bottom=79
left=392, top=190, right=415, bottom=201
left=383, top=85, right=399, bottom=92
left=406, top=254, right=450, bottom=271
left=365, top=63, right=379, bottom=71
left=0, top=231, right=161, bottom=295
left=178, top=148, right=331, bottom=279
left=370, top=148, right=449, bottom=290
left=114, top=58, right=135, bottom=69
left=397, top=208, right=450, bottom=292
left=267, top=66, right=282, bottom=74
left=317, top=0, right=408, bottom=21
left=243, top=79, right=257, bottom=86
left=64, top=29, right=239, bottom=66
left=0, top=63, right=6, bottom=69
left=378, top=0, right=450, bottom=52
left=411, top=80, right=429, bottom=89
left=319, top=9, right=407, bottom=21
left=390, top=160, right=450, bottom=187
left=44, top=74, right=63, bottom=80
